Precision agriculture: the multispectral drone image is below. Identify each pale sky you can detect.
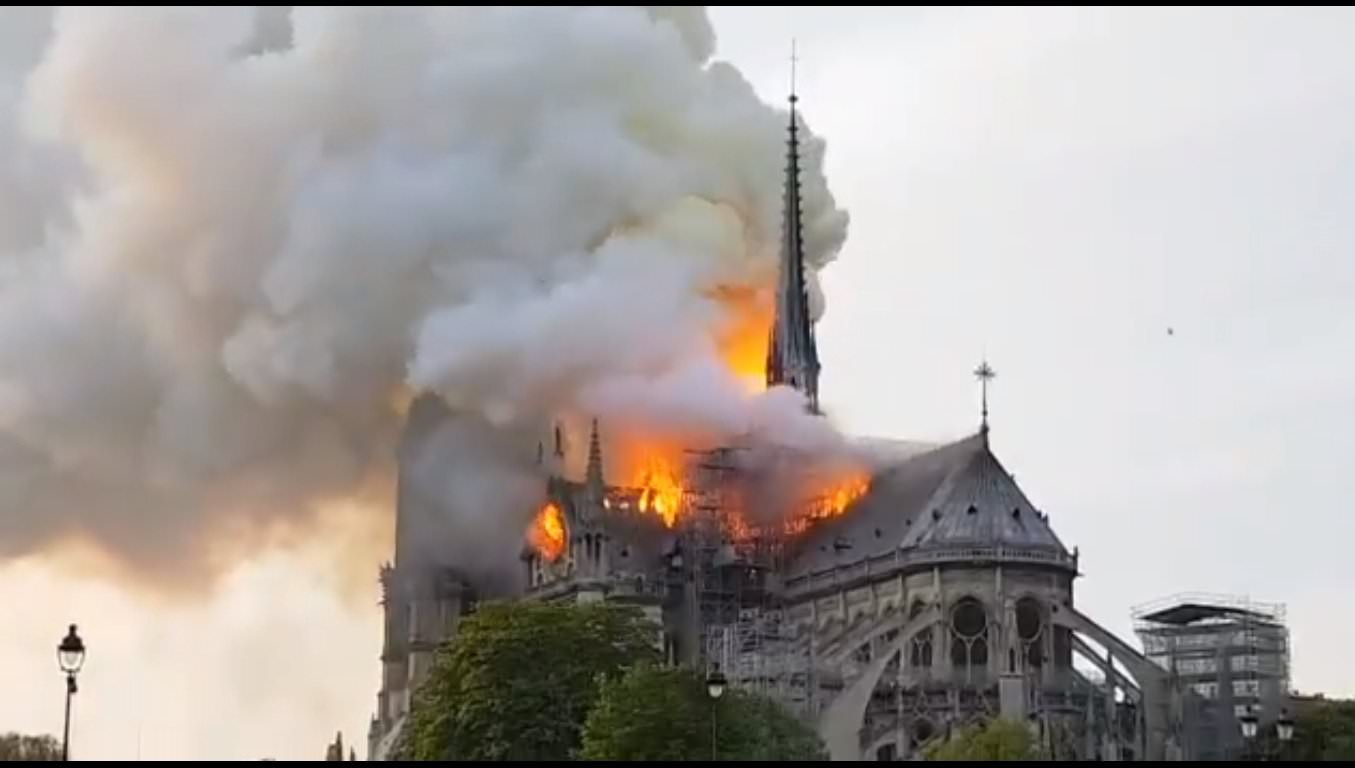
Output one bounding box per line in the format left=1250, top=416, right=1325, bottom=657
left=3, top=6, right=1353, bottom=760
left=713, top=3, right=1355, bottom=695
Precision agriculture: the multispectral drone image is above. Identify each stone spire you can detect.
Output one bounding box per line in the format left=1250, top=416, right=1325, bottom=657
left=585, top=418, right=604, bottom=499
left=765, top=42, right=821, bottom=413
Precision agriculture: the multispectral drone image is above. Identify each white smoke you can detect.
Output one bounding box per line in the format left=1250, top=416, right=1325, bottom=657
left=0, top=6, right=849, bottom=580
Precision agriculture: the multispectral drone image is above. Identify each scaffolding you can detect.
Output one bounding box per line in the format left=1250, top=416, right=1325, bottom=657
left=678, top=446, right=808, bottom=705
left=1133, top=593, right=1290, bottom=760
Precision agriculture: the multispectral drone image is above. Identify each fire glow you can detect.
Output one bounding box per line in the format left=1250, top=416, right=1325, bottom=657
left=633, top=455, right=683, bottom=528
left=529, top=502, right=566, bottom=562
left=710, top=284, right=773, bottom=395
left=525, top=278, right=868, bottom=551
left=815, top=473, right=871, bottom=519
left=529, top=449, right=871, bottom=555
left=628, top=452, right=870, bottom=537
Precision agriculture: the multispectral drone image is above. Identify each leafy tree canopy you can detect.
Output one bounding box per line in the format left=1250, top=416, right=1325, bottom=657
left=579, top=665, right=826, bottom=761
left=1279, top=696, right=1355, bottom=761
left=0, top=733, right=61, bottom=761
left=923, top=718, right=1039, bottom=761
left=404, top=601, right=659, bottom=760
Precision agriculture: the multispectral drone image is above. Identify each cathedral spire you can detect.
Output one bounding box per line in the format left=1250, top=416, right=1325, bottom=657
left=585, top=418, right=604, bottom=499
left=766, top=40, right=821, bottom=413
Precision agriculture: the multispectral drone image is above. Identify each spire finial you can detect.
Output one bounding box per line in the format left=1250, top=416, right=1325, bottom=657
left=974, top=360, right=996, bottom=434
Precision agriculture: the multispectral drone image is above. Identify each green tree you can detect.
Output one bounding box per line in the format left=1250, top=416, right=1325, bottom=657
left=0, top=733, right=61, bottom=761
left=1282, top=696, right=1355, bottom=761
left=923, top=718, right=1039, bottom=761
left=404, top=601, right=659, bottom=760
left=579, top=665, right=826, bottom=761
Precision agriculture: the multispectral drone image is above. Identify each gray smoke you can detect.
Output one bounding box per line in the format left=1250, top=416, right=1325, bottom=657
left=0, top=6, right=849, bottom=582
left=393, top=396, right=542, bottom=593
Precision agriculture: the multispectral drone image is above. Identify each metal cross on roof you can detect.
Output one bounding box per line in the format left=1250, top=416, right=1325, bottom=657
left=973, top=360, right=996, bottom=432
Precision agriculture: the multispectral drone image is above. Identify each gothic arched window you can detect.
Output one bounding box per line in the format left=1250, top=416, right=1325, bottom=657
left=950, top=598, right=989, bottom=679
left=1016, top=597, right=1044, bottom=669
left=910, top=630, right=933, bottom=669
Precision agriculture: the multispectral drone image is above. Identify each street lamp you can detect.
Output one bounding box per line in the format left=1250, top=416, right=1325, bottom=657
left=57, top=624, right=85, bottom=762
left=1276, top=708, right=1295, bottom=757
left=1239, top=705, right=1258, bottom=760
left=706, top=669, right=727, bottom=761
left=1239, top=705, right=1258, bottom=740
left=706, top=670, right=727, bottom=701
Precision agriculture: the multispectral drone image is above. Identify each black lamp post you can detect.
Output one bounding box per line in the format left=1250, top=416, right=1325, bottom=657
left=706, top=668, right=727, bottom=761
left=1276, top=708, right=1295, bottom=759
left=1238, top=704, right=1258, bottom=761
left=57, top=624, right=85, bottom=762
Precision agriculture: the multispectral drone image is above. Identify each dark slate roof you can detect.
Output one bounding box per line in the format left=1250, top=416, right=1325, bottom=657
left=785, top=433, right=1070, bottom=577
left=897, top=439, right=1067, bottom=552
left=784, top=435, right=982, bottom=576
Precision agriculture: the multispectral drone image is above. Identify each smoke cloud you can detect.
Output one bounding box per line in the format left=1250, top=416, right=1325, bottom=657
left=0, top=6, right=849, bottom=584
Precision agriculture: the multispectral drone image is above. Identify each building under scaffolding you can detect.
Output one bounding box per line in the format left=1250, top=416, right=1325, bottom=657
left=1134, top=594, right=1290, bottom=760
left=682, top=446, right=809, bottom=706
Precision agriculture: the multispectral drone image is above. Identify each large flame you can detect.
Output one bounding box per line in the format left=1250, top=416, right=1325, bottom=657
left=710, top=284, right=772, bottom=394
left=528, top=502, right=566, bottom=562
left=605, top=437, right=870, bottom=537
left=630, top=453, right=684, bottom=528
left=813, top=473, right=871, bottom=520
left=782, top=470, right=872, bottom=537
left=529, top=280, right=865, bottom=545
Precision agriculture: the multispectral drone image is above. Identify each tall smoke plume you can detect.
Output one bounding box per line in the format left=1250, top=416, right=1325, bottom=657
left=0, top=6, right=849, bottom=586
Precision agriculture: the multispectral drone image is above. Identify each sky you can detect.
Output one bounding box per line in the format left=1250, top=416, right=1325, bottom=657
left=712, top=3, right=1355, bottom=693
left=3, top=6, right=1354, bottom=760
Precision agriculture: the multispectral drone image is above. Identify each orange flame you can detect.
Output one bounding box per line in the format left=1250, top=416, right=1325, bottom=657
left=607, top=433, right=870, bottom=537
left=602, top=283, right=765, bottom=527
left=534, top=279, right=863, bottom=541
left=710, top=284, right=772, bottom=394
left=783, top=471, right=871, bottom=536
left=528, top=502, right=566, bottom=561
left=815, top=474, right=871, bottom=519
left=632, top=455, right=683, bottom=528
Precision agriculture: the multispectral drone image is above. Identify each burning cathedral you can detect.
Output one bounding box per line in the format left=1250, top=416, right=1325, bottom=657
left=368, top=89, right=1189, bottom=761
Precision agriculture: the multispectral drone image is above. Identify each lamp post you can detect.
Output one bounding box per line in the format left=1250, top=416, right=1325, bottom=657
left=706, top=669, right=727, bottom=761
left=1276, top=708, right=1295, bottom=760
left=1238, top=704, right=1258, bottom=761
left=57, top=624, right=85, bottom=762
